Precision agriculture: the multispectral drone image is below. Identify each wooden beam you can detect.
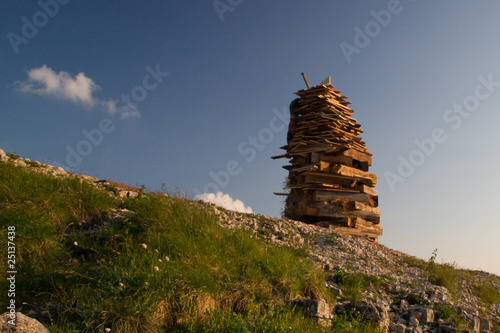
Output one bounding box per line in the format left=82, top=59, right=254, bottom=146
left=327, top=164, right=376, bottom=184
left=314, top=190, right=373, bottom=204
left=325, top=148, right=372, bottom=166
left=320, top=154, right=353, bottom=167
left=354, top=184, right=378, bottom=196
left=304, top=171, right=374, bottom=187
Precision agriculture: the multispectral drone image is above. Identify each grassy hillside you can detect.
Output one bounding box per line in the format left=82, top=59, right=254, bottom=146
left=0, top=161, right=383, bottom=332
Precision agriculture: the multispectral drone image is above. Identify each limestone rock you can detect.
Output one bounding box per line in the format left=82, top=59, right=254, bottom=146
left=334, top=300, right=389, bottom=328
left=0, top=312, right=50, bottom=333
left=479, top=316, right=491, bottom=331
left=292, top=298, right=331, bottom=319
left=389, top=322, right=406, bottom=333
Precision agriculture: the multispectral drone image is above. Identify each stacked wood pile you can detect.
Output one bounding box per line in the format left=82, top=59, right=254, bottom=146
left=272, top=81, right=382, bottom=241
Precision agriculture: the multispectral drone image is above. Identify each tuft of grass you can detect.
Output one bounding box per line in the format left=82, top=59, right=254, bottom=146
left=332, top=271, right=362, bottom=301
left=434, top=304, right=470, bottom=330
left=473, top=281, right=500, bottom=305
left=6, top=152, right=20, bottom=159
left=25, top=159, right=42, bottom=167
left=427, top=262, right=460, bottom=298
left=407, top=294, right=425, bottom=305
left=401, top=250, right=461, bottom=300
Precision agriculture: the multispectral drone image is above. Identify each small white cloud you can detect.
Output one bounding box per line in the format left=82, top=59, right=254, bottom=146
left=195, top=192, right=253, bottom=214
left=101, top=99, right=117, bottom=114
left=15, top=65, right=141, bottom=119
left=118, top=106, right=141, bottom=119
left=16, top=65, right=99, bottom=106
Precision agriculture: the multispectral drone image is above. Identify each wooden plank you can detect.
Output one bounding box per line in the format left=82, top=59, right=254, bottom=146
left=342, top=148, right=373, bottom=164
left=312, top=207, right=380, bottom=222
left=352, top=217, right=382, bottom=230
left=354, top=184, right=378, bottom=196
left=304, top=171, right=374, bottom=187
left=325, top=148, right=372, bottom=165
left=320, top=154, right=353, bottom=166
left=307, top=207, right=320, bottom=216
left=304, top=174, right=354, bottom=188
left=352, top=202, right=380, bottom=215
left=334, top=226, right=382, bottom=237
left=314, top=190, right=372, bottom=204
left=319, top=161, right=330, bottom=171
left=327, top=164, right=374, bottom=181
left=286, top=163, right=319, bottom=172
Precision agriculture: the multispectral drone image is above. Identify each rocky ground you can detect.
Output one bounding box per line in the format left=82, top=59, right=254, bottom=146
left=204, top=203, right=500, bottom=332
left=1, top=148, right=499, bottom=332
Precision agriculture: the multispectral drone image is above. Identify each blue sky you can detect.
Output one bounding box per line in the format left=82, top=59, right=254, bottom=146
left=2, top=1, right=500, bottom=275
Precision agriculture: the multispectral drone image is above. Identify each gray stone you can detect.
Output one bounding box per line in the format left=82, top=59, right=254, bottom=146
left=13, top=159, right=26, bottom=167
left=438, top=324, right=461, bottom=332
left=469, top=317, right=480, bottom=333
left=405, top=327, right=423, bottom=333
left=411, top=307, right=434, bottom=324
left=292, top=298, right=331, bottom=319
left=389, top=323, right=407, bottom=333
left=0, top=148, right=6, bottom=161
left=335, top=301, right=389, bottom=328
left=491, top=303, right=500, bottom=315
left=0, top=312, right=50, bottom=333
left=118, top=190, right=139, bottom=198
left=479, top=316, right=491, bottom=331
left=53, top=166, right=66, bottom=175
left=408, top=313, right=420, bottom=327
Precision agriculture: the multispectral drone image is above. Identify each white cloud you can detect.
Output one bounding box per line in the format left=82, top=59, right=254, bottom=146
left=195, top=192, right=253, bottom=214
left=16, top=65, right=99, bottom=106
left=16, top=65, right=141, bottom=119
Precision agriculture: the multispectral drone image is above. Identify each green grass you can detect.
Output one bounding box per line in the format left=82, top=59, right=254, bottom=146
left=473, top=280, right=500, bottom=305
left=427, top=262, right=460, bottom=297
left=433, top=304, right=470, bottom=330
left=331, top=271, right=390, bottom=302
left=6, top=152, right=20, bottom=159
left=0, top=162, right=384, bottom=332
left=401, top=252, right=461, bottom=299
